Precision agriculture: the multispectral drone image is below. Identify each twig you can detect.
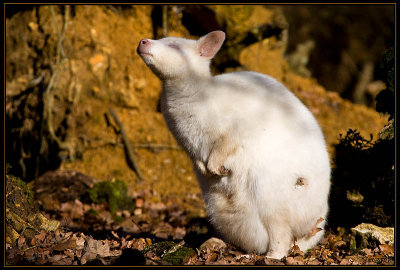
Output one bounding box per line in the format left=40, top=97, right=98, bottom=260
left=21, top=225, right=41, bottom=234
left=23, top=245, right=39, bottom=252
left=353, top=61, right=374, bottom=105
left=134, top=143, right=182, bottom=151
left=78, top=135, right=182, bottom=153
left=109, top=107, right=145, bottom=181
left=162, top=240, right=185, bottom=258
left=130, top=218, right=144, bottom=234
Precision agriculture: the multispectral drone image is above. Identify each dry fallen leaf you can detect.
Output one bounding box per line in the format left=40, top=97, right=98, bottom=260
left=307, top=259, right=322, bottom=265
left=52, top=237, right=77, bottom=251
left=17, top=235, right=26, bottom=248
left=135, top=198, right=144, bottom=208
left=36, top=230, right=47, bottom=242
left=205, top=252, right=218, bottom=264
left=289, top=244, right=304, bottom=256
left=60, top=200, right=85, bottom=219
left=286, top=256, right=305, bottom=265
left=333, top=240, right=347, bottom=249
left=80, top=237, right=115, bottom=264
left=361, top=248, right=373, bottom=256
left=310, top=227, right=323, bottom=237
left=379, top=244, right=394, bottom=254
left=263, top=258, right=285, bottom=265
left=173, top=227, right=186, bottom=240
left=47, top=254, right=68, bottom=265
left=200, top=238, right=227, bottom=253
left=132, top=238, right=147, bottom=251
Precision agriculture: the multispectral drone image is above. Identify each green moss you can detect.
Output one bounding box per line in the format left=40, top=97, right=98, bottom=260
left=142, top=241, right=195, bottom=265
left=88, top=179, right=135, bottom=219
left=349, top=237, right=357, bottom=251
left=113, top=214, right=124, bottom=223
left=85, top=208, right=99, bottom=217
left=163, top=246, right=195, bottom=265
left=6, top=167, right=34, bottom=205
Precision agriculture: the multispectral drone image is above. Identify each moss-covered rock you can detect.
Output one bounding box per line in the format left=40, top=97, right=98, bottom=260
left=351, top=223, right=394, bottom=249
left=163, top=246, right=195, bottom=265
left=6, top=166, right=60, bottom=245
left=143, top=241, right=195, bottom=265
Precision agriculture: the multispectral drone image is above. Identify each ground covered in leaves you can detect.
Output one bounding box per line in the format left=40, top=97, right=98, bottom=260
left=5, top=171, right=395, bottom=266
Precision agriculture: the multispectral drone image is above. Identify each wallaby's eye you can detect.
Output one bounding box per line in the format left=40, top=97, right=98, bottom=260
left=168, top=44, right=180, bottom=50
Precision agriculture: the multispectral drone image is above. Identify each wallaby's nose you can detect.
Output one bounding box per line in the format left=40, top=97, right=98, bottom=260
left=140, top=39, right=149, bottom=45
left=137, top=39, right=151, bottom=55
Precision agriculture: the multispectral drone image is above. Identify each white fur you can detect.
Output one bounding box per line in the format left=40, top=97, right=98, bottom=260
left=137, top=31, right=331, bottom=259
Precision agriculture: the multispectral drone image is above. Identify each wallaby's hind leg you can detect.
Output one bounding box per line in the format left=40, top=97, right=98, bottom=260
left=265, top=221, right=293, bottom=259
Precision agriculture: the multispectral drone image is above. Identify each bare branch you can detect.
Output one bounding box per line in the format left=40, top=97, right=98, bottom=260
left=109, top=107, right=145, bottom=182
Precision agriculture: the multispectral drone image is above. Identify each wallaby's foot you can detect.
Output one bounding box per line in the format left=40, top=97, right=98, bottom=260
left=264, top=222, right=292, bottom=260
left=266, top=251, right=287, bottom=260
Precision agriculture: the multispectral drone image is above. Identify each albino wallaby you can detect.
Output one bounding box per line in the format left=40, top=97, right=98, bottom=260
left=137, top=30, right=331, bottom=259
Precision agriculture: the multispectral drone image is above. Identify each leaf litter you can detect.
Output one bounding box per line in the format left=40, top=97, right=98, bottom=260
left=6, top=172, right=395, bottom=266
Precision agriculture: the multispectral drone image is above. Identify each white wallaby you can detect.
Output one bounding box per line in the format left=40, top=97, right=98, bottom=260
left=137, top=30, right=331, bottom=259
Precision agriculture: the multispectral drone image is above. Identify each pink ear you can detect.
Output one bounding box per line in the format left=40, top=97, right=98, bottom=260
left=198, top=31, right=226, bottom=58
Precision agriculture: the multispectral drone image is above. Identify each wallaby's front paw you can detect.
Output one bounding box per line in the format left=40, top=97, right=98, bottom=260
left=207, top=161, right=231, bottom=176
left=218, top=166, right=230, bottom=176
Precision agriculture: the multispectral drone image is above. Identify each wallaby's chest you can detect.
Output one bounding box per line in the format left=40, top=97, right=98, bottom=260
left=161, top=96, right=214, bottom=159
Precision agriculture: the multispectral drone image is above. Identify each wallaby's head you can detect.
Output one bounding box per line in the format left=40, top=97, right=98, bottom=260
left=137, top=31, right=225, bottom=80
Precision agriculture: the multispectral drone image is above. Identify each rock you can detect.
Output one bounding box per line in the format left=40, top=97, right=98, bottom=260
left=6, top=172, right=60, bottom=244
left=36, top=213, right=60, bottom=232
left=5, top=227, right=20, bottom=245
left=351, top=223, right=394, bottom=248
left=346, top=190, right=364, bottom=204
left=378, top=119, right=394, bottom=140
